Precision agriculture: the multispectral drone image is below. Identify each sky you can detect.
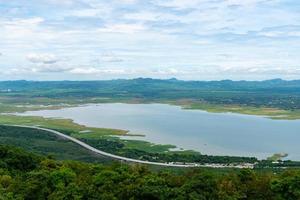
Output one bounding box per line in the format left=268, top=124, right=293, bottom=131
left=0, top=0, right=300, bottom=80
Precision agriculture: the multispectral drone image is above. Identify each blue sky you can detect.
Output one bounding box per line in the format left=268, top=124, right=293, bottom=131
left=0, top=0, right=300, bottom=80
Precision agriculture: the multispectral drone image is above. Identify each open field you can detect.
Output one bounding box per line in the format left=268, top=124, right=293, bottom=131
left=175, top=101, right=300, bottom=120
left=0, top=114, right=127, bottom=136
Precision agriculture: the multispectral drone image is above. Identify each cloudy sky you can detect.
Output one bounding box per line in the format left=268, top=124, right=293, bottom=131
left=0, top=0, right=300, bottom=80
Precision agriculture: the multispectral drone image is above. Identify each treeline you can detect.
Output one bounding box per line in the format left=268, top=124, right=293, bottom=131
left=1, top=78, right=300, bottom=110
left=0, top=145, right=300, bottom=200
left=257, top=160, right=300, bottom=168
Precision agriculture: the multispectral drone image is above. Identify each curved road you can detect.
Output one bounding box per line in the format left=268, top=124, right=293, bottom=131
left=5, top=125, right=254, bottom=168
left=6, top=125, right=198, bottom=167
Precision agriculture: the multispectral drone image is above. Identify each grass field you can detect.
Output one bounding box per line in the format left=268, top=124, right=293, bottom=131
left=121, top=140, right=176, bottom=153
left=169, top=100, right=300, bottom=120
left=0, top=114, right=127, bottom=135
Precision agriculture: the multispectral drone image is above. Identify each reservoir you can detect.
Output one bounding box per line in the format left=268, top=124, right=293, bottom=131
left=18, top=103, right=300, bottom=160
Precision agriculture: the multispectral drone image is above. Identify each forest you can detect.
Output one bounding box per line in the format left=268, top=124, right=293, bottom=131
left=0, top=78, right=300, bottom=110
left=0, top=145, right=300, bottom=200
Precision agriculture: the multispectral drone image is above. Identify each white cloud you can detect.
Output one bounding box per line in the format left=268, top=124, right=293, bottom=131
left=69, top=67, right=127, bottom=75
left=27, top=53, right=59, bottom=64
left=153, top=0, right=272, bottom=10
left=99, top=53, right=123, bottom=63
left=220, top=65, right=300, bottom=75
left=97, top=24, right=146, bottom=34
left=2, top=17, right=44, bottom=35
left=0, top=0, right=299, bottom=80
left=0, top=17, right=57, bottom=43
left=68, top=9, right=103, bottom=17
left=4, top=17, right=44, bottom=26
left=224, top=0, right=274, bottom=7
left=119, top=0, right=137, bottom=4
left=32, top=65, right=72, bottom=73
left=152, top=0, right=207, bottom=10
left=256, top=26, right=300, bottom=38
left=152, top=68, right=182, bottom=75
left=45, top=0, right=79, bottom=6
left=124, top=11, right=162, bottom=21
left=1, top=64, right=71, bottom=75
left=2, top=63, right=300, bottom=80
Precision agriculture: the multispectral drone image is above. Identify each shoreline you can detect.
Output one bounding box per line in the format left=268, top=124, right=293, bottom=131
left=1, top=101, right=300, bottom=161
left=6, top=99, right=300, bottom=120
left=2, top=124, right=257, bottom=168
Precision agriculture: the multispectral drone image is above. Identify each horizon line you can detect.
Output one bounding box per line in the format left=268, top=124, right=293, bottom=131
left=0, top=78, right=298, bottom=82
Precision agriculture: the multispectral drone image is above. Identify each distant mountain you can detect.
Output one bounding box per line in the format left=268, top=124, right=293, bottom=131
left=0, top=78, right=299, bottom=91
left=0, top=78, right=300, bottom=110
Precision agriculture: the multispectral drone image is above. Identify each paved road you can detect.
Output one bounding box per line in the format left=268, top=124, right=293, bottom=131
left=6, top=125, right=198, bottom=167
left=5, top=125, right=254, bottom=169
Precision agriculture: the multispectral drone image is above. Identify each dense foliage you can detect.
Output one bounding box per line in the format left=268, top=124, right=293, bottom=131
left=1, top=78, right=300, bottom=110
left=0, top=126, right=110, bottom=163
left=0, top=145, right=300, bottom=200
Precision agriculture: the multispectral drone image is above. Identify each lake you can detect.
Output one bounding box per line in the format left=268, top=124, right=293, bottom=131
left=18, top=103, right=300, bottom=160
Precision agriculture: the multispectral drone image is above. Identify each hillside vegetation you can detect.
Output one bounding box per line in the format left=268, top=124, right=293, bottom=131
left=0, top=145, right=300, bottom=200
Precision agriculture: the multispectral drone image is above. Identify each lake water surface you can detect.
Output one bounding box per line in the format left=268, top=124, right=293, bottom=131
left=19, top=103, right=300, bottom=160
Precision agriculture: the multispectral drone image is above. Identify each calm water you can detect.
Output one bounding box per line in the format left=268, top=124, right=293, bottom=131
left=18, top=103, right=300, bottom=160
